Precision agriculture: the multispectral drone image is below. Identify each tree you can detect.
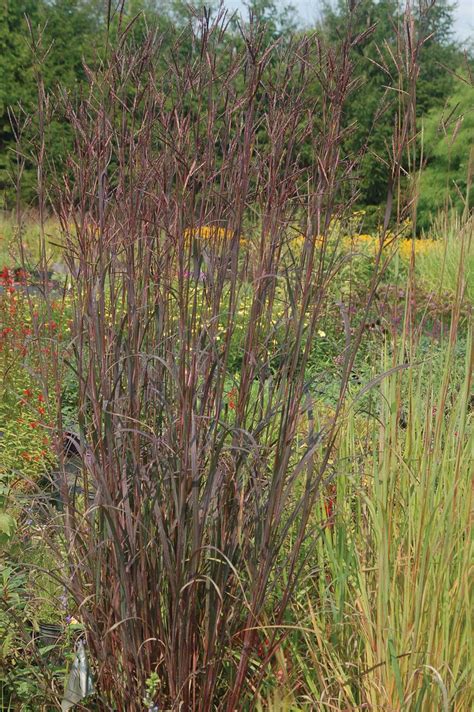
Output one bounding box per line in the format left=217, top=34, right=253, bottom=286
left=317, top=0, right=464, bottom=222
left=417, top=73, right=474, bottom=229
left=241, top=0, right=297, bottom=37
left=0, top=0, right=43, bottom=204
left=416, top=0, right=460, bottom=115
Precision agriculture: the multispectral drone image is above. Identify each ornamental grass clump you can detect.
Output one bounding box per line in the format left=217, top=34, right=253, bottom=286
left=9, top=5, right=428, bottom=710
left=414, top=211, right=474, bottom=302
left=287, top=286, right=473, bottom=710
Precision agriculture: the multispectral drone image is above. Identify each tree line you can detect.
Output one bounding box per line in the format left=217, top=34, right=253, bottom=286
left=1, top=0, right=472, bottom=230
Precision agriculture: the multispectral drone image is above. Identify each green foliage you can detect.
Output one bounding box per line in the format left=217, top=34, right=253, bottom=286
left=288, top=326, right=473, bottom=709
left=417, top=76, right=474, bottom=229
left=0, top=0, right=104, bottom=207
left=416, top=213, right=474, bottom=301
left=143, top=670, right=161, bottom=708
left=1, top=0, right=470, bottom=220
left=318, top=0, right=465, bottom=217
left=0, top=559, right=71, bottom=710
left=0, top=281, right=74, bottom=486
left=415, top=0, right=460, bottom=114
left=0, top=0, right=40, bottom=202
left=319, top=0, right=401, bottom=207
left=0, top=212, right=65, bottom=266
left=0, top=509, right=16, bottom=546
left=0, top=301, right=53, bottom=483
left=239, top=0, right=297, bottom=37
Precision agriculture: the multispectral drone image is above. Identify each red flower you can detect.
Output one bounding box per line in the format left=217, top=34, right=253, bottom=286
left=38, top=393, right=45, bottom=402
left=38, top=406, right=46, bottom=416
left=23, top=389, right=33, bottom=398
left=14, top=268, right=28, bottom=284
left=226, top=387, right=238, bottom=410
left=0, top=267, right=12, bottom=285
left=324, top=484, right=336, bottom=531
left=29, top=421, right=39, bottom=429
left=324, top=497, right=334, bottom=520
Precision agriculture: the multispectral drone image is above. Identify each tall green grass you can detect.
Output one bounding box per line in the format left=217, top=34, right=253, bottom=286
left=415, top=212, right=473, bottom=303
left=0, top=211, right=63, bottom=267
left=285, top=323, right=472, bottom=710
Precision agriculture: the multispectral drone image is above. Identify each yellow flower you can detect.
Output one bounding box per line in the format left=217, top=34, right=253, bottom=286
left=317, top=329, right=326, bottom=338
left=398, top=238, right=439, bottom=259
left=184, top=225, right=233, bottom=242
left=290, top=234, right=305, bottom=248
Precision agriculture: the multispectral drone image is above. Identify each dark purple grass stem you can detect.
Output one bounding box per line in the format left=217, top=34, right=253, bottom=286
left=15, top=6, right=426, bottom=710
